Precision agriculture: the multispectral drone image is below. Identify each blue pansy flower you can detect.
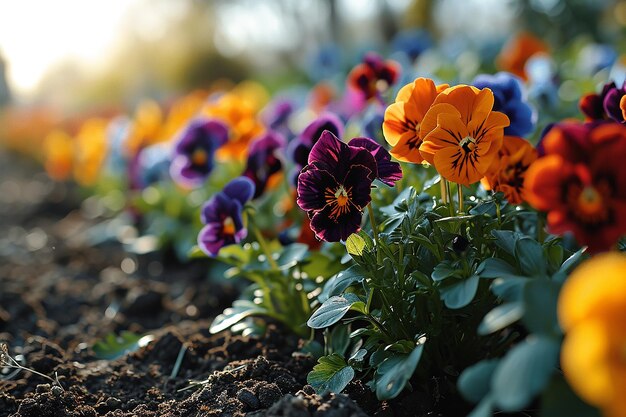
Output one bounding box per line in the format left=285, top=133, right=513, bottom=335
left=472, top=71, right=536, bottom=137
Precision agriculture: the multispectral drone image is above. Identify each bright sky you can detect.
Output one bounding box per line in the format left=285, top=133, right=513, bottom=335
left=0, top=0, right=142, bottom=97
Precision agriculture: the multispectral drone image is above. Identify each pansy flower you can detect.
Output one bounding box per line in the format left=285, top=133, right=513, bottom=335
left=347, top=52, right=400, bottom=101
left=481, top=136, right=537, bottom=205
left=558, top=253, right=626, bottom=417
left=418, top=85, right=510, bottom=186
left=496, top=32, right=549, bottom=80
left=347, top=137, right=402, bottom=186
left=43, top=129, right=74, bottom=181
left=288, top=113, right=344, bottom=184
left=170, top=118, right=228, bottom=188
left=296, top=132, right=378, bottom=242
left=202, top=92, right=265, bottom=162
left=242, top=131, right=286, bottom=198
left=74, top=118, right=110, bottom=186
left=472, top=72, right=536, bottom=137
left=198, top=177, right=255, bottom=256
left=524, top=121, right=626, bottom=253
left=579, top=81, right=626, bottom=123
left=383, top=77, right=449, bottom=163
left=261, top=98, right=295, bottom=140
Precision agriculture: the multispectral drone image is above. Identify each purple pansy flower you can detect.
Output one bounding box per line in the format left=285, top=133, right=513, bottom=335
left=288, top=112, right=344, bottom=184
left=243, top=131, right=286, bottom=198
left=261, top=98, right=295, bottom=140
left=198, top=177, right=255, bottom=256
left=472, top=72, right=536, bottom=137
left=347, top=137, right=402, bottom=187
left=603, top=81, right=626, bottom=123
left=296, top=132, right=378, bottom=242
left=170, top=118, right=229, bottom=187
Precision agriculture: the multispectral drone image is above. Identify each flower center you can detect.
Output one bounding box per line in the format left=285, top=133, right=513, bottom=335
left=325, top=185, right=352, bottom=220
left=577, top=186, right=604, bottom=217
left=192, top=148, right=208, bottom=166
left=459, top=136, right=477, bottom=152
left=223, top=216, right=236, bottom=235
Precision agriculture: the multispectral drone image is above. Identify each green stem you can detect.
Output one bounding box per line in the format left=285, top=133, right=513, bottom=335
left=445, top=180, right=454, bottom=217
left=537, top=214, right=546, bottom=244
left=495, top=196, right=502, bottom=226
left=457, top=184, right=464, bottom=214
left=367, top=203, right=380, bottom=247
left=367, top=203, right=383, bottom=264
left=440, top=178, right=447, bottom=205
left=250, top=220, right=279, bottom=270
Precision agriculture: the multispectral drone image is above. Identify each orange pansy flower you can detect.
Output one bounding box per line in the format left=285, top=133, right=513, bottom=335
left=43, top=129, right=74, bottom=181
left=481, top=136, right=537, bottom=205
left=73, top=118, right=109, bottom=186
left=125, top=100, right=164, bottom=157
left=559, top=253, right=626, bottom=417
left=383, top=77, right=449, bottom=163
left=496, top=32, right=549, bottom=80
left=418, top=85, right=510, bottom=186
left=201, top=92, right=265, bottom=162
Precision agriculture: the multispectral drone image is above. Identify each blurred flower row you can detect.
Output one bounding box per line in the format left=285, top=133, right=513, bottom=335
left=1, top=30, right=625, bottom=417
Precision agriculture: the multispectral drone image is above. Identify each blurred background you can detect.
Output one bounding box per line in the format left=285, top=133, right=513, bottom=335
left=0, top=0, right=624, bottom=113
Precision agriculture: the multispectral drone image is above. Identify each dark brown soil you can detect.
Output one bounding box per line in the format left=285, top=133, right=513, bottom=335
left=0, top=152, right=375, bottom=417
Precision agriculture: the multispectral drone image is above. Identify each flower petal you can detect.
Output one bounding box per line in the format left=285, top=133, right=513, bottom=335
left=222, top=176, right=256, bottom=205
left=348, top=137, right=402, bottom=186
left=310, top=204, right=363, bottom=242
left=296, top=167, right=338, bottom=212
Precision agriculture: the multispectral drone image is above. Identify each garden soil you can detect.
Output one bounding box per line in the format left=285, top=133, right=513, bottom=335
left=0, top=152, right=465, bottom=417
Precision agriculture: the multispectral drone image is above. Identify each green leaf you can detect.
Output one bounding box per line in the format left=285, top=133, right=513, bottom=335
left=346, top=233, right=366, bottom=257
left=440, top=275, right=480, bottom=309
left=491, top=336, right=560, bottom=412
left=523, top=279, right=560, bottom=336
left=375, top=343, right=425, bottom=400
left=491, top=230, right=523, bottom=256
left=93, top=331, right=154, bottom=360
left=276, top=243, right=309, bottom=268
left=210, top=300, right=269, bottom=334
left=540, top=376, right=602, bottom=417
left=478, top=302, right=525, bottom=335
left=515, top=238, right=546, bottom=276
left=431, top=260, right=458, bottom=282
left=468, top=395, right=494, bottom=417
left=476, top=258, right=520, bottom=279
left=490, top=277, right=527, bottom=302
left=319, top=266, right=364, bottom=302
left=307, top=295, right=360, bottom=329
left=307, top=354, right=355, bottom=394
left=328, top=325, right=351, bottom=357
left=558, top=248, right=587, bottom=275
left=458, top=359, right=500, bottom=403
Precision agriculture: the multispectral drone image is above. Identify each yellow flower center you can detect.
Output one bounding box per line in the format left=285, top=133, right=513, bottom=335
left=577, top=186, right=603, bottom=217
left=223, top=216, right=236, bottom=235
left=459, top=136, right=477, bottom=152
left=325, top=185, right=352, bottom=220
left=192, top=148, right=208, bottom=166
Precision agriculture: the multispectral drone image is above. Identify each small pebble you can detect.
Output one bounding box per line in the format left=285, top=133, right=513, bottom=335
left=51, top=385, right=64, bottom=397
left=237, top=388, right=260, bottom=410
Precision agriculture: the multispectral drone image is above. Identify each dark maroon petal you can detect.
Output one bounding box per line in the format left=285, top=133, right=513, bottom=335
left=603, top=88, right=626, bottom=122
left=309, top=204, right=363, bottom=242
left=307, top=130, right=353, bottom=172
left=222, top=177, right=255, bottom=205
left=346, top=147, right=378, bottom=181
left=348, top=137, right=402, bottom=186
left=342, top=165, right=374, bottom=209
left=296, top=167, right=337, bottom=212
